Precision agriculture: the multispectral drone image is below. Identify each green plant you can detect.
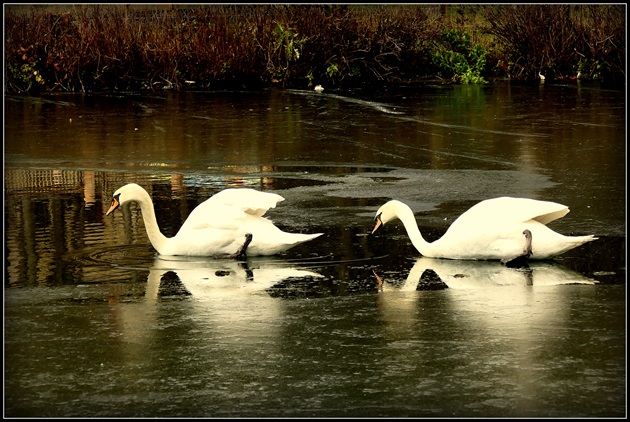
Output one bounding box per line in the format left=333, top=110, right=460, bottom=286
left=325, top=63, right=339, bottom=79
left=7, top=45, right=46, bottom=92
left=266, top=21, right=308, bottom=83
left=431, top=28, right=487, bottom=84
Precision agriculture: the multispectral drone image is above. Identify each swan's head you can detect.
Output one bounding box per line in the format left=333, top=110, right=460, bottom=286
left=106, top=183, right=145, bottom=216
left=372, top=200, right=406, bottom=234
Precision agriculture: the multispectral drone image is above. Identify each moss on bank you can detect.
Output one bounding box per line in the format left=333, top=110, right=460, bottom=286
left=4, top=4, right=625, bottom=93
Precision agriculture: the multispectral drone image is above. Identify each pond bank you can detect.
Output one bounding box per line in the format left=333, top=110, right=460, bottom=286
left=4, top=4, right=625, bottom=93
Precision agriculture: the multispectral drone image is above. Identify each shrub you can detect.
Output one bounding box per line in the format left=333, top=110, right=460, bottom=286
left=484, top=4, right=625, bottom=81
left=431, top=28, right=488, bottom=84
left=3, top=4, right=624, bottom=92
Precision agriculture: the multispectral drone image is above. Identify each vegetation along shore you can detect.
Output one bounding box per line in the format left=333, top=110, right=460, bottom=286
left=4, top=4, right=625, bottom=93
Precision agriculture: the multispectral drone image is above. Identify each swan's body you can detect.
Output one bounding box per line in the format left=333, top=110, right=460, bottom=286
left=372, top=197, right=597, bottom=260
left=106, top=183, right=322, bottom=257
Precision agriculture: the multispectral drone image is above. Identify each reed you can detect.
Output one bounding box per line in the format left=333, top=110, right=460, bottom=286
left=4, top=4, right=625, bottom=93
left=485, top=4, right=625, bottom=80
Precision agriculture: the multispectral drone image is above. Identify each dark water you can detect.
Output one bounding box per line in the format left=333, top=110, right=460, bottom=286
left=4, top=82, right=626, bottom=417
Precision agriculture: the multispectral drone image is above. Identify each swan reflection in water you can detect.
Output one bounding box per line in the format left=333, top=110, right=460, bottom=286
left=110, top=256, right=324, bottom=368
left=372, top=257, right=600, bottom=405
left=375, top=257, right=597, bottom=292
left=145, top=255, right=324, bottom=301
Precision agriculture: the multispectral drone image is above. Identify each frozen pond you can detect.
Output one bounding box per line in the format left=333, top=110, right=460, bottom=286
left=4, top=82, right=626, bottom=417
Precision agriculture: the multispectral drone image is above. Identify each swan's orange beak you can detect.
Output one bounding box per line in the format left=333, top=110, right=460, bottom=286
left=372, top=214, right=383, bottom=234
left=106, top=195, right=120, bottom=216
left=372, top=269, right=383, bottom=289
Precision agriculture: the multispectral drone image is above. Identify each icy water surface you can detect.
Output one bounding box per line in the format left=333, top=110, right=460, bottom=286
left=4, top=82, right=626, bottom=417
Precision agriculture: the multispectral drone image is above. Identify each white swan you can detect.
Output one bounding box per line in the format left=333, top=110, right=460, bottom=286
left=372, top=197, right=597, bottom=260
left=106, top=183, right=323, bottom=257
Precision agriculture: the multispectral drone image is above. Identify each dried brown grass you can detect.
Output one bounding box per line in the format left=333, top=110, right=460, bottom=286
left=4, top=4, right=625, bottom=93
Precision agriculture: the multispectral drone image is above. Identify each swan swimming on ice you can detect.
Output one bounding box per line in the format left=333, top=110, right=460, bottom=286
left=372, top=197, right=597, bottom=260
left=106, top=183, right=322, bottom=258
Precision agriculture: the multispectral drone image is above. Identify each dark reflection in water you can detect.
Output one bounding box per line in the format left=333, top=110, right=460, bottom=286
left=4, top=83, right=626, bottom=417
left=5, top=272, right=625, bottom=417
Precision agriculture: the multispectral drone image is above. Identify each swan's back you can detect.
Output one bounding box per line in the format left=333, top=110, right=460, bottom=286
left=448, top=197, right=569, bottom=232
left=180, top=188, right=284, bottom=230
left=437, top=197, right=595, bottom=259
left=203, top=188, right=284, bottom=217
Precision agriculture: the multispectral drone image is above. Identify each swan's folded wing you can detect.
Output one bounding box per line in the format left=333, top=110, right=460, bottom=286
left=179, top=205, right=250, bottom=232
left=199, top=188, right=285, bottom=217
left=449, top=197, right=569, bottom=231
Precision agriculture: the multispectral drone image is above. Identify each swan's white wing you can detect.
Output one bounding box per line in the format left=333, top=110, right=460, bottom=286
left=179, top=204, right=254, bottom=232
left=195, top=188, right=284, bottom=218
left=209, top=188, right=284, bottom=216
left=168, top=206, right=269, bottom=256
left=448, top=197, right=569, bottom=231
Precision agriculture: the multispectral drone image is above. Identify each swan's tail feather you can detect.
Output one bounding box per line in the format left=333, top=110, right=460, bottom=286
left=248, top=232, right=323, bottom=256
left=534, top=234, right=598, bottom=259
left=562, top=234, right=598, bottom=253
left=288, top=232, right=324, bottom=245
left=576, top=234, right=598, bottom=244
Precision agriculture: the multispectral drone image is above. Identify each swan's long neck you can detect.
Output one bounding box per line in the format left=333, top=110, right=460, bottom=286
left=396, top=203, right=432, bottom=256
left=134, top=191, right=169, bottom=254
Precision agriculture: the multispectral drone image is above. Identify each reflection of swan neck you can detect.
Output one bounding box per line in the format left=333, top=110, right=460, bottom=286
left=135, top=190, right=169, bottom=253
left=397, top=203, right=431, bottom=255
